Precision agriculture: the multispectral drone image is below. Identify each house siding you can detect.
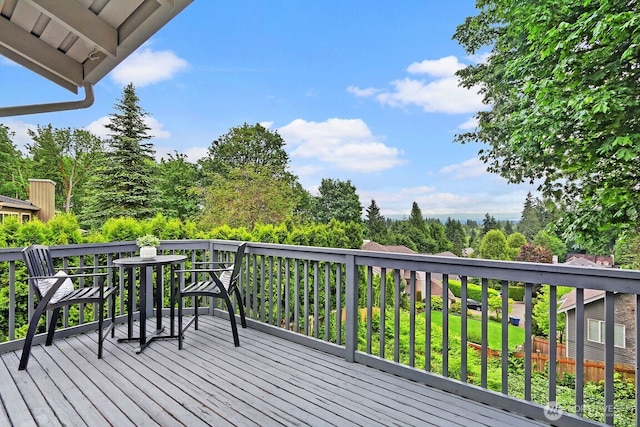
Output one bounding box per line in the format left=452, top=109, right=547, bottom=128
left=565, top=294, right=636, bottom=365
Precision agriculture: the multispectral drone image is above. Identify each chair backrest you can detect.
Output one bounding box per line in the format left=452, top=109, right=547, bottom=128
left=230, top=242, right=247, bottom=280
left=22, top=245, right=55, bottom=297
left=220, top=243, right=247, bottom=289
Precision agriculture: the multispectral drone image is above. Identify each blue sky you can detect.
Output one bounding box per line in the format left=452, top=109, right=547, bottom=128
left=1, top=1, right=537, bottom=221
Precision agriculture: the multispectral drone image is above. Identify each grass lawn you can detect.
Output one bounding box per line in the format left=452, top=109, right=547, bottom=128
left=430, top=310, right=525, bottom=351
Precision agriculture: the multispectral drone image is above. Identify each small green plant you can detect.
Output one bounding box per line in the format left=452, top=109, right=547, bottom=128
left=136, top=234, right=160, bottom=247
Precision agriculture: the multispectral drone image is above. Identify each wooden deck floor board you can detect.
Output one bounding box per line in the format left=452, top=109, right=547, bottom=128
left=174, top=325, right=363, bottom=426
left=0, top=316, right=551, bottom=427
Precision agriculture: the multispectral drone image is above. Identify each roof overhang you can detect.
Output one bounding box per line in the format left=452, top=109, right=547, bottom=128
left=0, top=0, right=194, bottom=116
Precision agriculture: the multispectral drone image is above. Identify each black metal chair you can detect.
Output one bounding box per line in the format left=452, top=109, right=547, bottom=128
left=20, top=245, right=117, bottom=370
left=177, top=243, right=247, bottom=349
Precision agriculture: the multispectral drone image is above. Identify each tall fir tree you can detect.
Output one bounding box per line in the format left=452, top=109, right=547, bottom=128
left=408, top=201, right=425, bottom=230
left=81, top=83, right=157, bottom=229
left=365, top=199, right=388, bottom=243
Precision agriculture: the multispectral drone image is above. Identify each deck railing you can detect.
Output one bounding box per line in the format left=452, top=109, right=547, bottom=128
left=0, top=240, right=638, bottom=426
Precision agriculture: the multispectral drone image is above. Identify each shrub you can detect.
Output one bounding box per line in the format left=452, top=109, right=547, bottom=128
left=508, top=285, right=525, bottom=301
left=430, top=296, right=443, bottom=311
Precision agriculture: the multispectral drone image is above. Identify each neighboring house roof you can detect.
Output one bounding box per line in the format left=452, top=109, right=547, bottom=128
left=558, top=288, right=606, bottom=313
left=566, top=253, right=615, bottom=268
left=433, top=251, right=458, bottom=258
left=558, top=256, right=609, bottom=312
left=360, top=240, right=455, bottom=299
left=0, top=194, right=39, bottom=212
left=361, top=241, right=416, bottom=254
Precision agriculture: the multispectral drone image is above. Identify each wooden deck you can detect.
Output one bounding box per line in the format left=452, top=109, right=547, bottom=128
left=0, top=316, right=550, bottom=427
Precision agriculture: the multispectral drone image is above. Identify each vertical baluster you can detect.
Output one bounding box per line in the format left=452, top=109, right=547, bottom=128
left=394, top=269, right=400, bottom=363
left=524, top=283, right=533, bottom=401
left=442, top=273, right=449, bottom=377
left=461, top=275, right=468, bottom=382
left=366, top=265, right=373, bottom=354
left=425, top=271, right=432, bottom=372
left=604, top=291, right=615, bottom=425
left=380, top=267, right=386, bottom=359
left=575, top=288, right=584, bottom=417
left=481, top=277, right=488, bottom=389
left=501, top=280, right=508, bottom=394
left=409, top=270, right=416, bottom=367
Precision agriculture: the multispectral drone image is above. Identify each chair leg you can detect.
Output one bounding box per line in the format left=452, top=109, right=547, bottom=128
left=178, top=294, right=183, bottom=350
left=194, top=296, right=199, bottom=331
left=232, top=286, right=247, bottom=328
left=222, top=293, right=240, bottom=347
left=111, top=293, right=116, bottom=338
left=19, top=303, right=48, bottom=371
left=98, top=297, right=106, bottom=359
left=46, top=308, right=61, bottom=346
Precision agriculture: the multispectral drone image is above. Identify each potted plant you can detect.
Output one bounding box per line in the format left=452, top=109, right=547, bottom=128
left=136, top=234, right=160, bottom=259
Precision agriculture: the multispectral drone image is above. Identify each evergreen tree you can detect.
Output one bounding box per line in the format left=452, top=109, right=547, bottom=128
left=482, top=213, right=499, bottom=235
left=409, top=201, right=425, bottom=230
left=364, top=199, right=388, bottom=243
left=503, top=220, right=514, bottom=235
left=518, top=192, right=542, bottom=240
left=81, top=83, right=156, bottom=229
left=445, top=217, right=467, bottom=256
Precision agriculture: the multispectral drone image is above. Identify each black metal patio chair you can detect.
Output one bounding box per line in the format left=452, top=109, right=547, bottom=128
left=19, top=245, right=117, bottom=370
left=177, top=242, right=247, bottom=349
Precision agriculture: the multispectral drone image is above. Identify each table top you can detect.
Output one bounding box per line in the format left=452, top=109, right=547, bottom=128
left=113, top=254, right=187, bottom=267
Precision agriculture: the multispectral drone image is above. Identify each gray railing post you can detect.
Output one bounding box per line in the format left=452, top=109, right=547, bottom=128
left=345, top=254, right=358, bottom=362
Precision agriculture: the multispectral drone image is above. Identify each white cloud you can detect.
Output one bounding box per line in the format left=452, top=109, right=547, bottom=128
left=110, top=47, right=189, bottom=87
left=406, top=56, right=465, bottom=77
left=350, top=55, right=486, bottom=115
left=84, top=116, right=110, bottom=138
left=458, top=116, right=478, bottom=130
left=145, top=116, right=171, bottom=139
left=259, top=121, right=274, bottom=129
left=278, top=118, right=405, bottom=173
left=360, top=184, right=529, bottom=218
left=467, top=52, right=491, bottom=64
left=347, top=85, right=381, bottom=97
left=440, top=157, right=488, bottom=180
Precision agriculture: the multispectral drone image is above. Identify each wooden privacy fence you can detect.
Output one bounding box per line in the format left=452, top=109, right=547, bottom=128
left=468, top=341, right=635, bottom=385
left=531, top=336, right=566, bottom=356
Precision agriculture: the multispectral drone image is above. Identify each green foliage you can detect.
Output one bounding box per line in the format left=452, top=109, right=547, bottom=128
left=100, top=217, right=143, bottom=242
left=454, top=1, right=640, bottom=252
left=199, top=166, right=296, bottom=229
left=313, top=178, right=363, bottom=224
left=27, top=124, right=103, bottom=213
left=533, top=230, right=567, bottom=262
left=0, top=124, right=28, bottom=200
left=445, top=217, right=467, bottom=256
left=45, top=213, right=83, bottom=245
left=479, top=229, right=509, bottom=260
left=155, top=152, right=200, bottom=221
left=507, top=286, right=525, bottom=302
left=614, top=230, right=640, bottom=269
left=447, top=279, right=500, bottom=301
left=532, top=285, right=572, bottom=337
left=364, top=199, right=388, bottom=243
left=430, top=296, right=443, bottom=311
left=506, top=232, right=527, bottom=260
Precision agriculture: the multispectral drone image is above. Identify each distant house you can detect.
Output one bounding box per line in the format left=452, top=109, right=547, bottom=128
left=558, top=257, right=635, bottom=365
left=361, top=241, right=456, bottom=303
left=566, top=253, right=615, bottom=268
left=0, top=179, right=56, bottom=223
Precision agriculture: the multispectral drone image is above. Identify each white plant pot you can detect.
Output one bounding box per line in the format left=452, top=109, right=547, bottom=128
left=140, top=246, right=157, bottom=259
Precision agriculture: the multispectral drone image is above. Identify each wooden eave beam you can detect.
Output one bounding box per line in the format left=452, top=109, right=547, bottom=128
left=27, top=0, right=117, bottom=57
left=0, top=17, right=81, bottom=92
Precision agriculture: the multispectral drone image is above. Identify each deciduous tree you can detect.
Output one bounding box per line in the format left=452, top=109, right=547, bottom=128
left=454, top=1, right=640, bottom=252
left=313, top=178, right=362, bottom=224
left=27, top=124, right=103, bottom=213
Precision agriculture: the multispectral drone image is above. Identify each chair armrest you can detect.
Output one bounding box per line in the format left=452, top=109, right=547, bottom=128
left=176, top=268, right=230, bottom=274
left=31, top=272, right=108, bottom=280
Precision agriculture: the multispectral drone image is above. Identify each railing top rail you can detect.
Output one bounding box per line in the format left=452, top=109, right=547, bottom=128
left=2, top=240, right=639, bottom=293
